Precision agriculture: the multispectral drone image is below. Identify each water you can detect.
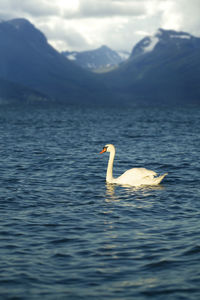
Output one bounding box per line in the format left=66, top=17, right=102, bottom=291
left=0, top=103, right=200, bottom=299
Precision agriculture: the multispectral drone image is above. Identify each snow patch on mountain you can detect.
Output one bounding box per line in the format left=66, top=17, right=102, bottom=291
left=143, top=36, right=159, bottom=53
left=170, top=34, right=191, bottom=39
left=67, top=53, right=77, bottom=60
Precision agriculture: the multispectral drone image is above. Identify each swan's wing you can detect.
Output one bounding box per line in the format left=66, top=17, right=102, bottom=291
left=122, top=168, right=157, bottom=179
left=115, top=167, right=167, bottom=186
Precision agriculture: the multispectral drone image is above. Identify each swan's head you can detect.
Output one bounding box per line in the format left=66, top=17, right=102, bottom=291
left=100, top=144, right=115, bottom=154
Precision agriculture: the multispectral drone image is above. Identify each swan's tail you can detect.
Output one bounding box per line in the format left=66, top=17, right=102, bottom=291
left=152, top=173, right=168, bottom=185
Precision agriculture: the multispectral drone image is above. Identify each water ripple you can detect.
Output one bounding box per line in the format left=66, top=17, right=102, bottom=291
left=0, top=104, right=200, bottom=299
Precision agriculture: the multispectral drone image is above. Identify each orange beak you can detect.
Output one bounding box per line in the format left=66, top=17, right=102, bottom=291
left=100, top=147, right=107, bottom=154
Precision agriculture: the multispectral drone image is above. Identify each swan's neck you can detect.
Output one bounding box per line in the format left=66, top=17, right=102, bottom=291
left=106, top=149, right=115, bottom=182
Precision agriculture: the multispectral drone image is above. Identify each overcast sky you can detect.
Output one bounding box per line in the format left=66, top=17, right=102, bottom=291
left=0, top=0, right=200, bottom=52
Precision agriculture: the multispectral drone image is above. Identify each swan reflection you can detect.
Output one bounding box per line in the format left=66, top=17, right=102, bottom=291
left=105, top=182, right=165, bottom=207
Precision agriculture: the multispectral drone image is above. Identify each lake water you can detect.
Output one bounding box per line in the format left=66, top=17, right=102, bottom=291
left=0, top=103, right=200, bottom=299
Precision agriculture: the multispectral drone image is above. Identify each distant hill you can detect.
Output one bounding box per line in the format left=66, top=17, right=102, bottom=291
left=0, top=18, right=106, bottom=103
left=62, top=45, right=129, bottom=72
left=101, top=29, right=200, bottom=104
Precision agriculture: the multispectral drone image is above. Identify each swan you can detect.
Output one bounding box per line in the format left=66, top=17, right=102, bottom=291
left=100, top=144, right=167, bottom=186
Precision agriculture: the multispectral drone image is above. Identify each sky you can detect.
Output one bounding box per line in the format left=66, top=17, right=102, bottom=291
left=0, top=0, right=200, bottom=52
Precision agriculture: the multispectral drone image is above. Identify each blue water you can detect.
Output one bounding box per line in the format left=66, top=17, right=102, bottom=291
left=0, top=103, right=200, bottom=299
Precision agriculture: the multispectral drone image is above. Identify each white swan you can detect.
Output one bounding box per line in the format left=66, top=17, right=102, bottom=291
left=100, top=144, right=167, bottom=186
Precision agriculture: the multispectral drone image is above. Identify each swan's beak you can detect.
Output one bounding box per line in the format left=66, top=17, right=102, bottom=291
left=100, top=147, right=107, bottom=154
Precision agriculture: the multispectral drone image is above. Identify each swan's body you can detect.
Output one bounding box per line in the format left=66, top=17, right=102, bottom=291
left=100, top=144, right=167, bottom=186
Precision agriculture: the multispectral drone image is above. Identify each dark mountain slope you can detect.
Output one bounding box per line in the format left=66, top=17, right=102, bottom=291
left=0, top=77, right=48, bottom=103
left=0, top=18, right=105, bottom=103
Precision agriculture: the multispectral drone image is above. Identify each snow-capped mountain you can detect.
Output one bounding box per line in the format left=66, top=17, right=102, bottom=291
left=62, top=45, right=129, bottom=72
left=131, top=28, right=198, bottom=58
left=102, top=29, right=200, bottom=104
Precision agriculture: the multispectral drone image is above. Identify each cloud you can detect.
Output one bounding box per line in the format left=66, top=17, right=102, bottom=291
left=0, top=0, right=60, bottom=19
left=0, top=0, right=200, bottom=52
left=64, top=0, right=146, bottom=18
left=39, top=20, right=90, bottom=51
left=160, top=0, right=200, bottom=36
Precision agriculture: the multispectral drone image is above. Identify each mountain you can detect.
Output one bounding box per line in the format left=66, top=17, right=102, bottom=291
left=101, top=29, right=200, bottom=104
left=0, top=18, right=106, bottom=103
left=62, top=45, right=128, bottom=72
left=0, top=20, right=199, bottom=105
